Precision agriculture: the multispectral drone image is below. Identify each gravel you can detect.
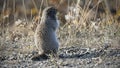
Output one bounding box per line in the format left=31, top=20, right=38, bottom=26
left=0, top=46, right=120, bottom=68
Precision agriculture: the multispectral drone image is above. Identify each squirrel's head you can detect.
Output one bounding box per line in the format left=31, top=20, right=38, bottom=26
left=43, top=6, right=57, bottom=19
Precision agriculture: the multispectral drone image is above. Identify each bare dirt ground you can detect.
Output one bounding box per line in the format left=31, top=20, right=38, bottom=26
left=0, top=28, right=120, bottom=68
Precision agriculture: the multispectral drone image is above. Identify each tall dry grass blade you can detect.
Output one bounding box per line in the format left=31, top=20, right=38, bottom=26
left=37, top=0, right=44, bottom=24
left=22, top=0, right=28, bottom=24
left=1, top=0, right=6, bottom=46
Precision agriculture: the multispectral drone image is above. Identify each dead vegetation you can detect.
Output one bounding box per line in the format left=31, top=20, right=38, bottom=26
left=0, top=0, right=120, bottom=67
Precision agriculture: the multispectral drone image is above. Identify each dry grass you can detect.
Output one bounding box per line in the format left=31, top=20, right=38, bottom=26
left=58, top=0, right=120, bottom=48
left=0, top=0, right=120, bottom=56
left=0, top=1, right=120, bottom=68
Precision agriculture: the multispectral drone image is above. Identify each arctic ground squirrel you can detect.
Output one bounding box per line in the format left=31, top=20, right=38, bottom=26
left=32, top=6, right=59, bottom=61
